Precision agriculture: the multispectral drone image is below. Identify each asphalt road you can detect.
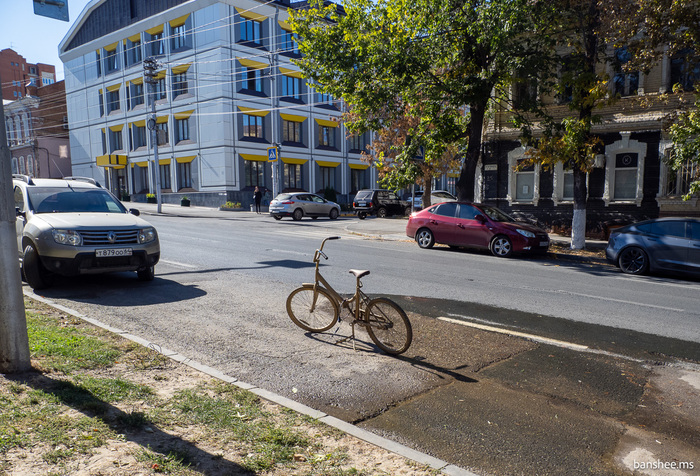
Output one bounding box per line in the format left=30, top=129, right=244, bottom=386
left=27, top=206, right=700, bottom=475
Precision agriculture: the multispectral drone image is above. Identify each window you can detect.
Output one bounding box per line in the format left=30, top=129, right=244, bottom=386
left=135, top=165, right=149, bottom=193
left=349, top=134, right=365, bottom=152
left=173, top=72, right=188, bottom=97
left=282, top=75, right=302, bottom=100
left=281, top=29, right=298, bottom=55
left=109, top=128, right=123, bottom=152
left=159, top=163, right=171, bottom=190
left=283, top=163, right=302, bottom=189
left=99, top=90, right=104, bottom=116
left=283, top=120, right=301, bottom=143
left=241, top=18, right=262, bottom=44
left=171, top=23, right=191, bottom=51
left=613, top=153, right=638, bottom=200
left=613, top=48, right=639, bottom=97
left=149, top=31, right=165, bottom=56
left=318, top=125, right=335, bottom=148
left=155, top=121, right=169, bottom=146
left=515, top=160, right=535, bottom=200
left=104, top=47, right=119, bottom=73
left=434, top=202, right=457, bottom=217
left=106, top=89, right=120, bottom=113
left=101, top=129, right=107, bottom=154
left=319, top=166, right=335, bottom=190
left=155, top=75, right=167, bottom=100
left=243, top=114, right=264, bottom=139
left=130, top=82, right=144, bottom=108
left=242, top=67, right=263, bottom=93
left=664, top=153, right=698, bottom=197
left=245, top=160, right=264, bottom=187
left=126, top=38, right=142, bottom=66
left=350, top=168, right=367, bottom=193
left=563, top=170, right=574, bottom=201
left=132, top=124, right=147, bottom=149
left=316, top=91, right=335, bottom=107
left=458, top=203, right=479, bottom=220
left=96, top=50, right=102, bottom=77
left=175, top=117, right=190, bottom=143
left=178, top=161, right=192, bottom=190
left=557, top=55, right=574, bottom=104
left=670, top=49, right=700, bottom=92
left=513, top=71, right=538, bottom=109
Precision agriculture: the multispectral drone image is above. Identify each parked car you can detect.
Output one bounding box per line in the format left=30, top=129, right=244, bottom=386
left=269, top=192, right=340, bottom=221
left=606, top=217, right=700, bottom=276
left=406, top=201, right=550, bottom=257
left=13, top=175, right=160, bottom=290
left=353, top=189, right=411, bottom=219
left=409, top=190, right=457, bottom=209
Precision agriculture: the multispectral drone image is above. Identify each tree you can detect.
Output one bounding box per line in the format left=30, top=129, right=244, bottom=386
left=290, top=0, right=553, bottom=202
left=608, top=0, right=700, bottom=199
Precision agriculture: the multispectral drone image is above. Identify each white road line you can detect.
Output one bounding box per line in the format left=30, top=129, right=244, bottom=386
left=554, top=289, right=686, bottom=312
left=613, top=275, right=700, bottom=289
left=440, top=315, right=590, bottom=351
left=159, top=259, right=197, bottom=269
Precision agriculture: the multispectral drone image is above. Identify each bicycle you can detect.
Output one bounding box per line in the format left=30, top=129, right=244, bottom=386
left=286, top=236, right=413, bottom=355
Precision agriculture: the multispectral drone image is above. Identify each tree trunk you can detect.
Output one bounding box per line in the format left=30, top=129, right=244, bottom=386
left=422, top=179, right=433, bottom=209
left=456, top=101, right=487, bottom=202
left=571, top=166, right=588, bottom=250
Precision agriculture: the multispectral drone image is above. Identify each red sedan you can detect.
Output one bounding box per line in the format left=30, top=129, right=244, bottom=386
left=406, top=202, right=550, bottom=257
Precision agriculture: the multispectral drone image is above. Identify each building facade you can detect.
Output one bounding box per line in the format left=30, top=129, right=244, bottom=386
left=0, top=49, right=56, bottom=101
left=4, top=80, right=71, bottom=179
left=59, top=0, right=374, bottom=208
left=480, top=49, right=700, bottom=237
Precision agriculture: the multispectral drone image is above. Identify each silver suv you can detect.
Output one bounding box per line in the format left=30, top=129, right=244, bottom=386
left=13, top=175, right=160, bottom=290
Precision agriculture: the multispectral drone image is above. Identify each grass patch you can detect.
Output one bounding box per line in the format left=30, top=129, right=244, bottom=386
left=135, top=446, right=195, bottom=474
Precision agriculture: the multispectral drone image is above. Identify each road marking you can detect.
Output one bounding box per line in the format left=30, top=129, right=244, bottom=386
left=159, top=259, right=197, bottom=269
left=439, top=315, right=590, bottom=351
left=613, top=275, right=700, bottom=289
left=554, top=289, right=685, bottom=312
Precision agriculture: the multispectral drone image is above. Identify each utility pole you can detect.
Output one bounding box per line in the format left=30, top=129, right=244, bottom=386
left=144, top=57, right=162, bottom=213
left=268, top=51, right=279, bottom=198
left=0, top=71, right=31, bottom=373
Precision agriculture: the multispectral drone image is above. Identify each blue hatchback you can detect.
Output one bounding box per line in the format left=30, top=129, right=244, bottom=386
left=606, top=218, right=700, bottom=276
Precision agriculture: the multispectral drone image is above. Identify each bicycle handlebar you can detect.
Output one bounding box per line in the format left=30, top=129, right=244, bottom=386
left=315, top=236, right=340, bottom=263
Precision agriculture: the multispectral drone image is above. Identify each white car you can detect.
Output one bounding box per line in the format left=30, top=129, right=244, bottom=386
left=411, top=190, right=457, bottom=209
left=13, top=175, right=160, bottom=290
left=269, top=192, right=341, bottom=221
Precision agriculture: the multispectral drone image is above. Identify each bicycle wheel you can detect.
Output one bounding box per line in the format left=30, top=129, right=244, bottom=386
left=364, top=298, right=412, bottom=355
left=287, top=286, right=339, bottom=332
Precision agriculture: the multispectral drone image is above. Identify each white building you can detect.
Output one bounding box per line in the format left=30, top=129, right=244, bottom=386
left=59, top=0, right=374, bottom=207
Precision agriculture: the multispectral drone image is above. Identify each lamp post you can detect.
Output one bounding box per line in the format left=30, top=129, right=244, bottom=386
left=268, top=51, right=280, bottom=198
left=144, top=57, right=163, bottom=213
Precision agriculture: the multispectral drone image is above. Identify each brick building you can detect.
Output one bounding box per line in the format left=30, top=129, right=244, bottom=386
left=0, top=48, right=56, bottom=101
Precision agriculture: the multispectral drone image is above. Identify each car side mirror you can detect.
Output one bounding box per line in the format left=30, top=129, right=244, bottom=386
left=129, top=208, right=141, bottom=216
left=475, top=214, right=487, bottom=224
left=16, top=207, right=25, bottom=219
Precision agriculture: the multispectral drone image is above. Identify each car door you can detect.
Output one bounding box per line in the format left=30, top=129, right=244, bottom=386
left=386, top=191, right=402, bottom=215
left=643, top=220, right=690, bottom=271
left=296, top=194, right=313, bottom=215
left=308, top=194, right=326, bottom=216
left=427, top=202, right=459, bottom=244
left=454, top=203, right=493, bottom=248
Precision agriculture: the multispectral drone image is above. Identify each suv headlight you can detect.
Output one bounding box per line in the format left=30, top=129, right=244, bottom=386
left=516, top=229, right=535, bottom=238
left=138, top=227, right=157, bottom=244
left=52, top=229, right=82, bottom=246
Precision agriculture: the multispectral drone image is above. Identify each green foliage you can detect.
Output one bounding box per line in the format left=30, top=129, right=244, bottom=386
left=221, top=201, right=242, bottom=209
left=668, top=94, right=700, bottom=199
left=290, top=0, right=554, bottom=200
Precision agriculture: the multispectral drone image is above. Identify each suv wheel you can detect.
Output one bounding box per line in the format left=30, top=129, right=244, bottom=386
left=377, top=207, right=387, bottom=218
left=357, top=211, right=367, bottom=220
left=23, top=244, right=49, bottom=290
left=137, top=265, right=155, bottom=281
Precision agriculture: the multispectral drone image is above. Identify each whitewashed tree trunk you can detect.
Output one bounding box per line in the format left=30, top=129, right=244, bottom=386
left=571, top=208, right=586, bottom=250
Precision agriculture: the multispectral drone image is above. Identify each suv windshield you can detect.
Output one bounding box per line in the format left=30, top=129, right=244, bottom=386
left=28, top=187, right=127, bottom=214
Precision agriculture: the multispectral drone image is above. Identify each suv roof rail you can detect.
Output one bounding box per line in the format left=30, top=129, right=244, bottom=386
left=12, top=174, right=35, bottom=185
left=64, top=176, right=102, bottom=187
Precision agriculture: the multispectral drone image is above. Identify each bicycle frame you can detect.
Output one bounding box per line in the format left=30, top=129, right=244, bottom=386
left=303, top=237, right=368, bottom=326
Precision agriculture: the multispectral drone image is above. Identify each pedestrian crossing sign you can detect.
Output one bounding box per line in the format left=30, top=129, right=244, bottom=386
left=267, top=147, right=278, bottom=162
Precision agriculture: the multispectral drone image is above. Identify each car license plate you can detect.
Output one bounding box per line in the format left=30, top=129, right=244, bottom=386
left=96, top=248, right=132, bottom=257
left=540, top=241, right=549, bottom=247
left=358, top=202, right=367, bottom=206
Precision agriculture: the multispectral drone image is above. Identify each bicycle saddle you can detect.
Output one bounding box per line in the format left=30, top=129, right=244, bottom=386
left=349, top=269, right=370, bottom=278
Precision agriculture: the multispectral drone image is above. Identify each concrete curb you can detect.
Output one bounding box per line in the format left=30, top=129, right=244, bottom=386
left=25, top=290, right=479, bottom=476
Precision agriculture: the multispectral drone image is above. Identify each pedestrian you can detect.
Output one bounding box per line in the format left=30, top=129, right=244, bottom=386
left=253, top=186, right=263, bottom=214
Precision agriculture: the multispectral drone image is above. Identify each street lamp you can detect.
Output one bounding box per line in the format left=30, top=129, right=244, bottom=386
left=144, top=56, right=163, bottom=213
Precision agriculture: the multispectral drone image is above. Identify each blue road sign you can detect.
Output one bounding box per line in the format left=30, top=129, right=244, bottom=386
left=267, top=147, right=278, bottom=162
left=33, top=0, right=69, bottom=22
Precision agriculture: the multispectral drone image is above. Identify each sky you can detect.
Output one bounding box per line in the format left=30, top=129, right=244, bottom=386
left=1, top=0, right=92, bottom=81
